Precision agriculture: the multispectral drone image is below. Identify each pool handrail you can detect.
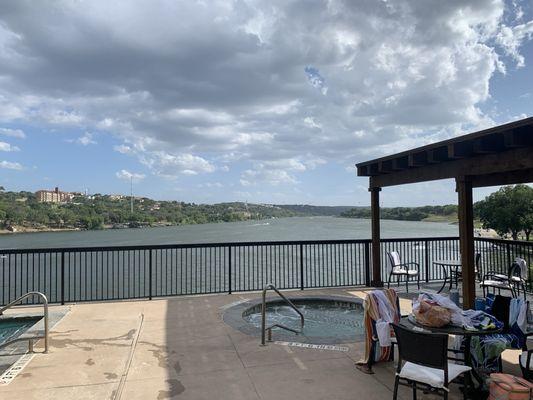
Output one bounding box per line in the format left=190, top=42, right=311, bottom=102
left=0, top=291, right=49, bottom=353
left=261, top=283, right=304, bottom=345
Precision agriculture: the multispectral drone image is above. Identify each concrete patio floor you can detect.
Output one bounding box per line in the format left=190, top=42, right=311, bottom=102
left=0, top=286, right=526, bottom=400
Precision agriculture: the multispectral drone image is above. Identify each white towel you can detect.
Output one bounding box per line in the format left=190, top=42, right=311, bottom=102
left=373, top=290, right=396, bottom=347
left=515, top=257, right=528, bottom=281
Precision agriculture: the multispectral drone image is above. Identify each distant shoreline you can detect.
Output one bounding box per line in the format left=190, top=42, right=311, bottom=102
left=0, top=215, right=492, bottom=237
left=0, top=227, right=81, bottom=235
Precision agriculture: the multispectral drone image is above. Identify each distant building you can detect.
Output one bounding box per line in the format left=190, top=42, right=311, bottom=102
left=109, top=194, right=126, bottom=200
left=149, top=202, right=161, bottom=211
left=35, top=187, right=75, bottom=203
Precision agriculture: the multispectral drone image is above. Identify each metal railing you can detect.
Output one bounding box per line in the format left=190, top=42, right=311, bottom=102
left=0, top=291, right=49, bottom=353
left=0, top=237, right=531, bottom=306
left=261, top=283, right=304, bottom=345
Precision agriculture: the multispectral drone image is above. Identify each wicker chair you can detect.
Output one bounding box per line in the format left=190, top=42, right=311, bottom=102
left=392, top=323, right=471, bottom=400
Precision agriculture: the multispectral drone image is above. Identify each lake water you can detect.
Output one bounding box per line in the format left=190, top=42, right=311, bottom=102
left=0, top=217, right=458, bottom=249
left=0, top=217, right=472, bottom=305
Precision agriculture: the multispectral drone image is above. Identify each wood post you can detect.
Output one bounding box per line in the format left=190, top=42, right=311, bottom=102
left=370, top=186, right=383, bottom=287
left=456, top=177, right=475, bottom=309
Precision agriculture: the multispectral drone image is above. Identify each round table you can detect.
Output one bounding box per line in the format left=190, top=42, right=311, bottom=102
left=433, top=259, right=462, bottom=293
left=400, top=315, right=502, bottom=393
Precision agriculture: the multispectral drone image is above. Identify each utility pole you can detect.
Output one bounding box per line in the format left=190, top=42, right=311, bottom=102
left=130, top=176, right=134, bottom=214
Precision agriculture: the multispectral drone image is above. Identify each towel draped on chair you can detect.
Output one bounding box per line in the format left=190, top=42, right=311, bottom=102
left=358, top=288, right=400, bottom=366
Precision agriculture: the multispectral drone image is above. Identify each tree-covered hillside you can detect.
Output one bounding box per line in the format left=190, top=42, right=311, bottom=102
left=340, top=205, right=459, bottom=222
left=0, top=189, right=296, bottom=231
left=275, top=204, right=353, bottom=216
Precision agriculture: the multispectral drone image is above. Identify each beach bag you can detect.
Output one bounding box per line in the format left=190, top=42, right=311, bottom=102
left=488, top=373, right=533, bottom=400
left=413, top=299, right=451, bottom=328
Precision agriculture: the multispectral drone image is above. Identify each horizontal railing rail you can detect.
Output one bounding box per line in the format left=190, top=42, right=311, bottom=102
left=0, top=237, right=531, bottom=306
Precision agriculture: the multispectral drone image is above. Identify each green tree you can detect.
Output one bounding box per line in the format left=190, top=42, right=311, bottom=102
left=476, top=185, right=533, bottom=240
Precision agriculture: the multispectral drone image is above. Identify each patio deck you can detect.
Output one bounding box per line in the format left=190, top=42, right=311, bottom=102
left=0, top=285, right=527, bottom=400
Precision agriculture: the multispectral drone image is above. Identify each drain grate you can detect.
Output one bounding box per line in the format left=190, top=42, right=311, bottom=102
left=0, top=353, right=34, bottom=385
left=274, top=341, right=349, bottom=352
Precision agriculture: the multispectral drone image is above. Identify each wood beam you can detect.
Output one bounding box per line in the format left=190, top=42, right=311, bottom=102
left=408, top=152, right=427, bottom=167
left=378, top=160, right=393, bottom=173
left=370, top=146, right=533, bottom=188
left=356, top=165, right=368, bottom=176
left=503, top=128, right=533, bottom=148
left=457, top=177, right=475, bottom=310
left=447, top=142, right=473, bottom=159
left=472, top=134, right=504, bottom=154
left=427, top=146, right=448, bottom=163
left=368, top=163, right=380, bottom=176
left=357, top=117, right=533, bottom=177
left=391, top=157, right=408, bottom=171
left=471, top=168, right=533, bottom=188
left=370, top=187, right=383, bottom=287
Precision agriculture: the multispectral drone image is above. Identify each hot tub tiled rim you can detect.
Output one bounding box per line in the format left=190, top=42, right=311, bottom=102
left=222, top=294, right=366, bottom=344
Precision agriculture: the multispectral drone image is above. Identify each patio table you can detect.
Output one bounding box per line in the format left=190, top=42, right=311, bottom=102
left=400, top=315, right=502, bottom=396
left=433, top=259, right=462, bottom=293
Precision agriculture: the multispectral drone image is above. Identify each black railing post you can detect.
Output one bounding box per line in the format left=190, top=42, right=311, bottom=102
left=300, top=243, right=304, bottom=290
left=228, top=246, right=232, bottom=294
left=506, top=242, right=511, bottom=270
left=424, top=239, right=430, bottom=283
left=149, top=249, right=153, bottom=300
left=364, top=241, right=371, bottom=287
left=60, top=251, right=65, bottom=305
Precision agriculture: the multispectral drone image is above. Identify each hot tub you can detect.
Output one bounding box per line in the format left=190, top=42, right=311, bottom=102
left=223, top=295, right=365, bottom=344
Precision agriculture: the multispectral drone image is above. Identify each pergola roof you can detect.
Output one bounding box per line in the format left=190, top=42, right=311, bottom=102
left=356, top=117, right=533, bottom=309
left=356, top=117, right=533, bottom=188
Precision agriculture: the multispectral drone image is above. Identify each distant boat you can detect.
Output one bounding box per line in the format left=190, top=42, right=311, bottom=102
left=249, top=222, right=270, bottom=227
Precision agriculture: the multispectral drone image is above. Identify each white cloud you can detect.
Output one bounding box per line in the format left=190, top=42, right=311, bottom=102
left=115, top=169, right=145, bottom=182
left=496, top=21, right=533, bottom=67
left=70, top=132, right=96, bottom=146
left=0, top=141, right=19, bottom=152
left=239, top=156, right=327, bottom=186
left=241, top=164, right=299, bottom=186
left=303, top=117, right=322, bottom=129
left=0, top=128, right=25, bottom=139
left=0, top=160, right=24, bottom=170
left=0, top=0, right=531, bottom=196
left=114, top=144, right=133, bottom=154
left=141, top=152, right=215, bottom=177
left=198, top=182, right=223, bottom=188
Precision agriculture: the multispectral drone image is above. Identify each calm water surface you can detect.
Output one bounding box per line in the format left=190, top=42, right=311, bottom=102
left=0, top=217, right=458, bottom=249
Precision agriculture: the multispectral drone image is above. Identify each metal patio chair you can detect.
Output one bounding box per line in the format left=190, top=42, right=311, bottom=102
left=391, top=323, right=471, bottom=400
left=480, top=260, right=526, bottom=299
left=386, top=251, right=420, bottom=293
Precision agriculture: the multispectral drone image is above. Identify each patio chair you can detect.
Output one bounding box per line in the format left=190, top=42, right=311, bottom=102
left=391, top=323, right=471, bottom=400
left=511, top=258, right=528, bottom=300
left=386, top=251, right=420, bottom=293
left=484, top=258, right=528, bottom=298
left=356, top=288, right=401, bottom=374
left=480, top=260, right=526, bottom=300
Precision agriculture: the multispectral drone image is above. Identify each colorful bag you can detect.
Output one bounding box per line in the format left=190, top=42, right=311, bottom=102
left=489, top=373, right=533, bottom=400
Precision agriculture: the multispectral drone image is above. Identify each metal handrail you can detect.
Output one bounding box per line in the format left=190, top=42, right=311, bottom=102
left=261, top=283, right=304, bottom=345
left=0, top=291, right=49, bottom=353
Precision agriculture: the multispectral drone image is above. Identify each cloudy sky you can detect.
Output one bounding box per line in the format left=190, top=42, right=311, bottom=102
left=0, top=0, right=532, bottom=206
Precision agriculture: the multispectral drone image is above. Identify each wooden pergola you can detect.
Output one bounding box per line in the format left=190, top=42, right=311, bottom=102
left=356, top=117, right=533, bottom=309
